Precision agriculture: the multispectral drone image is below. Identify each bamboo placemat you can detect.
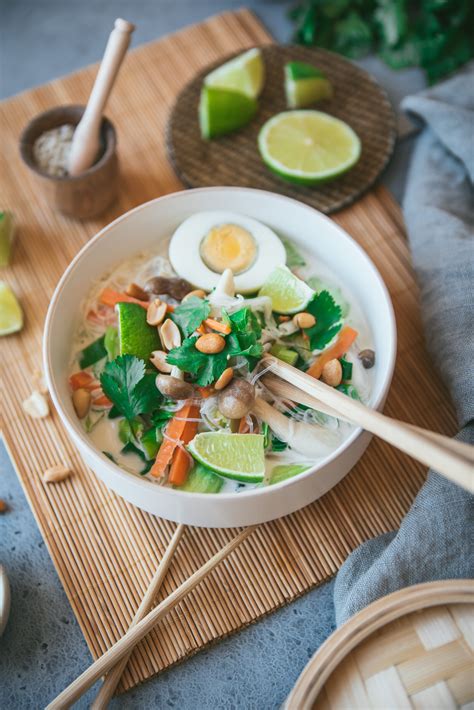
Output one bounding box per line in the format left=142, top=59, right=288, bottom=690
left=168, top=44, right=396, bottom=214
left=0, top=9, right=458, bottom=695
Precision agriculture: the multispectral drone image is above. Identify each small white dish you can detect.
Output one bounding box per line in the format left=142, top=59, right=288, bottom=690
left=43, top=187, right=396, bottom=528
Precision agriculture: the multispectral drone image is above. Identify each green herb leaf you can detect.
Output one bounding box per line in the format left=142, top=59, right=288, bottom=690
left=339, top=357, right=353, bottom=381
left=100, top=355, right=162, bottom=421
left=171, top=297, right=211, bottom=337
left=304, top=290, right=342, bottom=350
left=336, top=383, right=361, bottom=400
left=104, top=326, right=119, bottom=360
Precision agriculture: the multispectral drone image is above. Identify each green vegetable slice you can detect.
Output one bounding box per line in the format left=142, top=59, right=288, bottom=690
left=180, top=463, right=224, bottom=493
left=79, top=335, right=107, bottom=369
left=270, top=463, right=310, bottom=485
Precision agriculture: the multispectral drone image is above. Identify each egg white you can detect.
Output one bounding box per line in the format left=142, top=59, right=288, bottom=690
left=168, top=211, right=286, bottom=293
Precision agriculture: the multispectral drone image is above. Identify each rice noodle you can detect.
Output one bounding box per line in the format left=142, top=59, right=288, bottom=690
left=250, top=362, right=275, bottom=386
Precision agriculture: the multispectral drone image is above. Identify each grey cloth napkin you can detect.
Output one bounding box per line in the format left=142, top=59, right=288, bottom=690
left=333, top=66, right=474, bottom=626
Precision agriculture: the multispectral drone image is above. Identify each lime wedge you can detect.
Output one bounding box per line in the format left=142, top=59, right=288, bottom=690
left=0, top=281, right=23, bottom=335
left=258, top=110, right=361, bottom=185
left=204, top=48, right=264, bottom=99
left=285, top=61, right=333, bottom=108
left=187, top=432, right=265, bottom=483
left=0, top=211, right=15, bottom=267
left=116, top=302, right=161, bottom=362
left=258, top=265, right=314, bottom=314
left=199, top=86, right=258, bottom=139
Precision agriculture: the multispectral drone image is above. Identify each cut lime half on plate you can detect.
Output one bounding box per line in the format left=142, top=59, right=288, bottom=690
left=258, top=265, right=314, bottom=314
left=0, top=281, right=23, bottom=336
left=285, top=61, right=333, bottom=109
left=199, top=86, right=258, bottom=139
left=116, top=301, right=161, bottom=362
left=204, top=47, right=264, bottom=99
left=258, top=110, right=361, bottom=185
left=187, top=432, right=265, bottom=483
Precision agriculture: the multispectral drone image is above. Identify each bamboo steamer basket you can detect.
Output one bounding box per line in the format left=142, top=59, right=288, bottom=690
left=286, top=580, right=474, bottom=709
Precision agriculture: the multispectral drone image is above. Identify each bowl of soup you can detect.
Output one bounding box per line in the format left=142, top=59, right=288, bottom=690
left=43, top=187, right=396, bottom=527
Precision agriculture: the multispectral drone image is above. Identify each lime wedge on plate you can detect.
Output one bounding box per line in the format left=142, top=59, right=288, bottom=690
left=258, top=110, right=361, bottom=185
left=0, top=281, right=23, bottom=335
left=204, top=48, right=264, bottom=99
left=116, top=302, right=160, bottom=362
left=0, top=211, right=15, bottom=267
left=258, top=265, right=314, bottom=314
left=199, top=86, right=257, bottom=139
left=188, top=432, right=265, bottom=483
left=285, top=61, right=333, bottom=108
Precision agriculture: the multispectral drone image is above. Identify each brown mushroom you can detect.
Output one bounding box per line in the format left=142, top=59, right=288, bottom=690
left=217, top=379, right=256, bottom=428
left=155, top=375, right=194, bottom=400
left=144, top=276, right=193, bottom=301
left=358, top=348, right=375, bottom=369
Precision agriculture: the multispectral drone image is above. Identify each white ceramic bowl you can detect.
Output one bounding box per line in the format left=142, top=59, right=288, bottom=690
left=43, top=188, right=396, bottom=528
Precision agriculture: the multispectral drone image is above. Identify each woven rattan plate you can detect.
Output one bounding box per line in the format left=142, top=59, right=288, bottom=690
left=168, top=44, right=397, bottom=214
left=286, top=580, right=474, bottom=709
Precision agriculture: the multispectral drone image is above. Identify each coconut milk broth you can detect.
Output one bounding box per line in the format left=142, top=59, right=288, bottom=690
left=70, top=236, right=374, bottom=493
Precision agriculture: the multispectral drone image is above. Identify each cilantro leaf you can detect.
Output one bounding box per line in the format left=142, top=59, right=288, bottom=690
left=100, top=355, right=162, bottom=421
left=304, top=290, right=342, bottom=350
left=171, top=297, right=211, bottom=337
left=167, top=307, right=263, bottom=386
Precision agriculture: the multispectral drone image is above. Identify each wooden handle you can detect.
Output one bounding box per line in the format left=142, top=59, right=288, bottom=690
left=262, top=357, right=474, bottom=492
left=46, top=525, right=256, bottom=709
left=91, top=523, right=185, bottom=709
left=68, top=18, right=135, bottom=175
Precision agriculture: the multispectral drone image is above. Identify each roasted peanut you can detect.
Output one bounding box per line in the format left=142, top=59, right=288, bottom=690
left=0, top=499, right=7, bottom=514
left=43, top=465, right=72, bottom=484
left=146, top=299, right=167, bottom=327
left=214, top=367, right=234, bottom=391
left=160, top=319, right=181, bottom=351
left=150, top=350, right=173, bottom=373
left=72, top=388, right=91, bottom=419
left=196, top=333, right=225, bottom=354
left=293, top=312, right=316, bottom=329
left=321, top=358, right=342, bottom=387
left=182, top=289, right=206, bottom=302
left=22, top=391, right=49, bottom=419
left=126, top=282, right=149, bottom=301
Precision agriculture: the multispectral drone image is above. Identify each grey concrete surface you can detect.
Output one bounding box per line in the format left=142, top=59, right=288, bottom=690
left=0, top=2, right=426, bottom=708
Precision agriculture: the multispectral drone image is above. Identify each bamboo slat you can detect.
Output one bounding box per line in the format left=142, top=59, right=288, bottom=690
left=0, top=9, right=458, bottom=694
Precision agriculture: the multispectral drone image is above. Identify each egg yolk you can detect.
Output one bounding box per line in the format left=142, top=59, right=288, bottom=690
left=200, top=224, right=257, bottom=274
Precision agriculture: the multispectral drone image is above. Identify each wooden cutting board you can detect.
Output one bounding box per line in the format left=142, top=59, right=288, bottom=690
left=0, top=8, right=457, bottom=695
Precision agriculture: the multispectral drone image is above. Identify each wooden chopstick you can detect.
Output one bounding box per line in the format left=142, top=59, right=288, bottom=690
left=91, top=523, right=185, bottom=709
left=262, top=373, right=474, bottom=462
left=262, top=356, right=474, bottom=492
left=47, top=525, right=257, bottom=710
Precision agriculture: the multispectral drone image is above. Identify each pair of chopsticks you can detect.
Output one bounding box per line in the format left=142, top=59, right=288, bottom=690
left=47, top=525, right=256, bottom=709
left=261, top=355, right=474, bottom=492
left=47, top=356, right=473, bottom=708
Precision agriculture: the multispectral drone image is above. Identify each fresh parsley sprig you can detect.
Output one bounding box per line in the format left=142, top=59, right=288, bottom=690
left=303, top=290, right=342, bottom=350
left=171, top=296, right=211, bottom=337
left=100, top=355, right=162, bottom=421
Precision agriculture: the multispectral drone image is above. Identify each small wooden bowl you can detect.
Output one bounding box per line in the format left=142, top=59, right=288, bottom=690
left=19, top=105, right=118, bottom=220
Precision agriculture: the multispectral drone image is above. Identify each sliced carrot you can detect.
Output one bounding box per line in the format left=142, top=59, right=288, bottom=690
left=197, top=386, right=213, bottom=398
left=99, top=287, right=149, bottom=310
left=166, top=304, right=175, bottom=313
left=92, top=393, right=113, bottom=408
left=168, top=417, right=198, bottom=486
left=307, top=326, right=358, bottom=379
left=204, top=318, right=231, bottom=335
left=150, top=403, right=198, bottom=478
left=69, top=371, right=98, bottom=391
left=197, top=323, right=207, bottom=335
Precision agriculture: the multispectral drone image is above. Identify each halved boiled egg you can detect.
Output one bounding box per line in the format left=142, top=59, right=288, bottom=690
left=168, top=211, right=286, bottom=293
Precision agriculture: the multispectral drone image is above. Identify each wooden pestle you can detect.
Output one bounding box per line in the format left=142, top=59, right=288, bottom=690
left=68, top=18, right=135, bottom=176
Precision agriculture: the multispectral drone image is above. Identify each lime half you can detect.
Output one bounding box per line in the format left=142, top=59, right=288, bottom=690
left=285, top=61, right=333, bottom=108
left=258, top=265, right=314, bottom=314
left=188, top=432, right=265, bottom=483
left=0, top=211, right=15, bottom=267
left=204, top=48, right=264, bottom=99
left=258, top=110, right=361, bottom=185
left=0, top=281, right=23, bottom=336
left=116, top=302, right=160, bottom=362
left=199, top=86, right=257, bottom=139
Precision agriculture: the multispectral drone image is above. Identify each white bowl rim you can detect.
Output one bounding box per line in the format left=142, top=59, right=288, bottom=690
left=43, top=186, right=397, bottom=504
